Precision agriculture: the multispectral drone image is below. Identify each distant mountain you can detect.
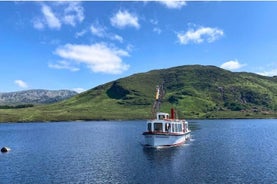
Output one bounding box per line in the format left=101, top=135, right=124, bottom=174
left=0, top=65, right=276, bottom=122
left=0, top=89, right=78, bottom=105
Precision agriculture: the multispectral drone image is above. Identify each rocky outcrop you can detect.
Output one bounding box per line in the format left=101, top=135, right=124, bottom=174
left=0, top=89, right=77, bottom=105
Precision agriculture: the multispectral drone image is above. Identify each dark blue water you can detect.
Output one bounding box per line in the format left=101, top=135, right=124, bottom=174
left=1, top=119, right=277, bottom=184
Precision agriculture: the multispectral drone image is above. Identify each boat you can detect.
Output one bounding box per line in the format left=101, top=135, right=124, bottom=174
left=142, top=84, right=191, bottom=148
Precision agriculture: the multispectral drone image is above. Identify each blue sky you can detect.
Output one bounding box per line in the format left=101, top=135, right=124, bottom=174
left=1, top=1, right=277, bottom=93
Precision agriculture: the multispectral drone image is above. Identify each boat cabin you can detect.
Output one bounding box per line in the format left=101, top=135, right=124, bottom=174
left=156, top=112, right=169, bottom=120
left=146, top=112, right=187, bottom=134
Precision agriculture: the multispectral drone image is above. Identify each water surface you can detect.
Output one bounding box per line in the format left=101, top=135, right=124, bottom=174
left=0, top=119, right=276, bottom=183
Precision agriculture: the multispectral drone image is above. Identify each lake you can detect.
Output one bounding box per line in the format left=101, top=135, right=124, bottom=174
left=1, top=119, right=277, bottom=184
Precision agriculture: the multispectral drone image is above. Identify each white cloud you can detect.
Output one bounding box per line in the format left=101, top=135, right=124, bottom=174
left=41, top=4, right=61, bottom=29
left=62, top=2, right=84, bottom=26
left=48, top=60, right=80, bottom=72
left=111, top=34, right=124, bottom=43
left=75, top=29, right=87, bottom=38
left=90, top=21, right=124, bottom=42
left=33, top=18, right=44, bottom=30
left=153, top=27, right=162, bottom=34
left=90, top=23, right=106, bottom=37
left=14, top=80, right=28, bottom=88
left=177, top=26, right=224, bottom=45
left=159, top=0, right=186, bottom=9
left=110, top=10, right=140, bottom=29
left=150, top=19, right=162, bottom=34
left=90, top=23, right=124, bottom=42
left=126, top=44, right=134, bottom=52
left=150, top=19, right=158, bottom=25
left=33, top=2, right=84, bottom=30
left=54, top=43, right=129, bottom=74
left=75, top=23, right=124, bottom=42
left=257, top=69, right=277, bottom=76
left=73, top=88, right=86, bottom=93
left=220, top=60, right=246, bottom=70
left=256, top=63, right=277, bottom=76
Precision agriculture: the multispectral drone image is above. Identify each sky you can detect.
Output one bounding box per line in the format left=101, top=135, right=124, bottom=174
left=1, top=1, right=277, bottom=93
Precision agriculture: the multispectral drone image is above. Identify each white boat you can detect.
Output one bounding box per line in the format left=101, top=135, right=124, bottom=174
left=142, top=84, right=191, bottom=148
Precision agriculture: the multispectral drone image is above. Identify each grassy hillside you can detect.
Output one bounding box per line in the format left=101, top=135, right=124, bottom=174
left=0, top=65, right=276, bottom=122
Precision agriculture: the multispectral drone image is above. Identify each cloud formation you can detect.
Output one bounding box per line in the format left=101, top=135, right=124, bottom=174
left=90, top=22, right=123, bottom=42
left=159, top=0, right=186, bottom=9
left=48, top=60, right=80, bottom=72
left=220, top=60, right=245, bottom=70
left=75, top=29, right=87, bottom=38
left=33, top=2, right=84, bottom=30
left=177, top=25, right=224, bottom=45
left=14, top=80, right=28, bottom=88
left=62, top=2, right=84, bottom=26
left=110, top=10, right=140, bottom=29
left=90, top=23, right=106, bottom=37
left=33, top=18, right=45, bottom=30
left=112, top=34, right=123, bottom=43
left=258, top=69, right=277, bottom=76
left=73, top=88, right=86, bottom=93
left=256, top=63, right=277, bottom=76
left=153, top=27, right=162, bottom=34
left=54, top=43, right=129, bottom=74
left=41, top=4, right=61, bottom=29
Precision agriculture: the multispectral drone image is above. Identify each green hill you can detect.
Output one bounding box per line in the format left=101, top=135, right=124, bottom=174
left=0, top=65, right=276, bottom=122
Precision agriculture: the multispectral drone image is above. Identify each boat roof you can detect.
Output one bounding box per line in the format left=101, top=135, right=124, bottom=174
left=157, top=112, right=169, bottom=115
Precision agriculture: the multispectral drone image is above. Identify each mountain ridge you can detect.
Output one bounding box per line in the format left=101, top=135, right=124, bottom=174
left=0, top=65, right=276, bottom=122
left=0, top=89, right=78, bottom=106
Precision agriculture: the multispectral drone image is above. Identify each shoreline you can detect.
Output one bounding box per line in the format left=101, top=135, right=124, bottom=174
left=0, top=116, right=276, bottom=123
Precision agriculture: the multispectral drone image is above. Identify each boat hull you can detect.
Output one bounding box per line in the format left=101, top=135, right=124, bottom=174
left=143, top=131, right=191, bottom=148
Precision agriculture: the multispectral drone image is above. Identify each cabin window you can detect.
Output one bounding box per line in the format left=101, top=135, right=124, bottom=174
left=158, top=115, right=165, bottom=120
left=147, top=123, right=152, bottom=132
left=178, top=124, right=182, bottom=132
left=172, top=123, right=175, bottom=132
left=175, top=124, right=178, bottom=132
left=154, top=123, right=163, bottom=132
left=165, top=123, right=170, bottom=131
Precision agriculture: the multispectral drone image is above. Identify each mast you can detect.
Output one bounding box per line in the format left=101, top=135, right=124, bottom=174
left=152, top=83, right=165, bottom=117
